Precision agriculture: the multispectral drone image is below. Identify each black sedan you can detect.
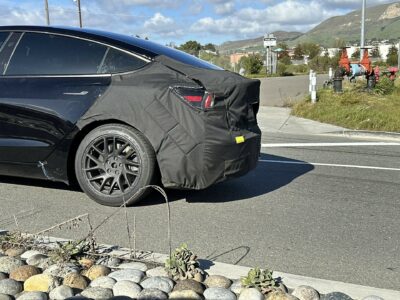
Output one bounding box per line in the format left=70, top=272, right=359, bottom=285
left=0, top=26, right=261, bottom=206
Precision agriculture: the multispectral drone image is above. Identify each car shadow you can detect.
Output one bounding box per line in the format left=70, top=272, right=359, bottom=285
left=0, top=153, right=314, bottom=206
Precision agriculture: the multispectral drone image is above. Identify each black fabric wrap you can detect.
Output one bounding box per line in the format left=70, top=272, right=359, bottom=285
left=77, top=56, right=261, bottom=189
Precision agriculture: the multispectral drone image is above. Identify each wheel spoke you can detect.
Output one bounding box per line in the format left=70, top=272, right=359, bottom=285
left=123, top=172, right=131, bottom=187
left=84, top=166, right=103, bottom=172
left=89, top=174, right=105, bottom=182
left=117, top=143, right=129, bottom=155
left=99, top=176, right=110, bottom=192
left=87, top=154, right=102, bottom=166
left=126, top=161, right=139, bottom=167
left=126, top=169, right=139, bottom=176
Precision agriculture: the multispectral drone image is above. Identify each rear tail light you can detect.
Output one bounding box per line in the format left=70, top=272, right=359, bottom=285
left=172, top=86, right=214, bottom=109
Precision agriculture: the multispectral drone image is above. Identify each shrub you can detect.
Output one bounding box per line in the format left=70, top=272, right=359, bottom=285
left=240, top=54, right=264, bottom=74
left=375, top=76, right=395, bottom=95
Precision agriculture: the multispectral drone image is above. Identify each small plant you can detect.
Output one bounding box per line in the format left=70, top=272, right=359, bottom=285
left=49, top=239, right=92, bottom=263
left=165, top=243, right=204, bottom=281
left=0, top=231, right=34, bottom=251
left=375, top=76, right=395, bottom=95
left=241, top=267, right=278, bottom=294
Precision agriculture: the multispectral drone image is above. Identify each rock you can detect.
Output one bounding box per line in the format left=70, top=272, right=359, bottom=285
left=63, top=273, right=88, bottom=291
left=140, top=277, right=174, bottom=294
left=362, top=297, right=384, bottom=300
left=27, top=255, right=49, bottom=267
left=292, top=286, right=320, bottom=300
left=24, top=274, right=59, bottom=292
left=108, top=269, right=145, bottom=283
left=90, top=276, right=116, bottom=290
left=21, top=250, right=43, bottom=261
left=49, top=285, right=74, bottom=300
left=230, top=281, right=243, bottom=295
left=146, top=267, right=169, bottom=278
left=44, top=264, right=80, bottom=278
left=65, top=297, right=89, bottom=300
left=204, top=287, right=236, bottom=300
left=138, top=288, right=168, bottom=300
left=78, top=259, right=94, bottom=270
left=109, top=297, right=132, bottom=300
left=117, top=262, right=148, bottom=272
left=5, top=248, right=25, bottom=258
left=97, top=257, right=121, bottom=268
left=113, top=280, right=142, bottom=298
left=194, top=272, right=204, bottom=282
left=0, top=273, right=7, bottom=280
left=0, top=279, right=23, bottom=296
left=278, top=283, right=289, bottom=293
left=239, top=288, right=263, bottom=300
left=17, top=291, right=48, bottom=300
left=81, top=287, right=113, bottom=299
left=0, top=294, right=13, bottom=300
left=10, top=265, right=41, bottom=282
left=86, top=265, right=111, bottom=281
left=320, top=292, right=352, bottom=300
left=173, top=279, right=205, bottom=295
left=0, top=256, right=25, bottom=274
left=205, top=275, right=232, bottom=289
left=170, top=290, right=203, bottom=300
left=267, top=290, right=299, bottom=300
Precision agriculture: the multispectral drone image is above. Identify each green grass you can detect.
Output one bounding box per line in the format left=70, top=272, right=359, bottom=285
left=292, top=80, right=400, bottom=132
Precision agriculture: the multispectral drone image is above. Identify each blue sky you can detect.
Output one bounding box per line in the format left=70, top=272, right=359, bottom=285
left=0, top=0, right=396, bottom=45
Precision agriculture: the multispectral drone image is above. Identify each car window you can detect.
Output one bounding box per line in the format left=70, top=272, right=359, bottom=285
left=0, top=32, right=21, bottom=75
left=0, top=32, right=10, bottom=50
left=6, top=32, right=107, bottom=75
left=99, top=48, right=147, bottom=74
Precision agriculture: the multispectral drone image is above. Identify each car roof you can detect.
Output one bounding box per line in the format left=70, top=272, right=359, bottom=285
left=0, top=25, right=223, bottom=70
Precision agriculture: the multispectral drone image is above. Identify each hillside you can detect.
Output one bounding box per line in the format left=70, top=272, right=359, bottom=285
left=217, top=2, right=400, bottom=52
left=294, top=1, right=400, bottom=46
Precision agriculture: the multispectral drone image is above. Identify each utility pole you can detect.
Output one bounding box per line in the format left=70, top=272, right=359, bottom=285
left=360, top=0, right=366, bottom=60
left=398, top=41, right=400, bottom=70
left=74, top=0, right=83, bottom=28
left=44, top=0, right=50, bottom=26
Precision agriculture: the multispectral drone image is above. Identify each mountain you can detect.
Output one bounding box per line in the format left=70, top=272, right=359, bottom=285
left=217, top=2, right=400, bottom=52
left=218, top=31, right=302, bottom=53
left=294, top=1, right=400, bottom=47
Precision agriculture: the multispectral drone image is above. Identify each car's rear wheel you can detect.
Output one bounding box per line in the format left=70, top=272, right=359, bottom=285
left=75, top=124, right=156, bottom=206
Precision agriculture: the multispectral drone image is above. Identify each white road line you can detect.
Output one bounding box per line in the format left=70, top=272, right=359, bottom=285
left=261, top=142, right=400, bottom=148
left=259, top=159, right=400, bottom=171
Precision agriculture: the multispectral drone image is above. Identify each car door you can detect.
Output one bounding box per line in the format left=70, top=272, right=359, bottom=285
left=0, top=31, right=112, bottom=164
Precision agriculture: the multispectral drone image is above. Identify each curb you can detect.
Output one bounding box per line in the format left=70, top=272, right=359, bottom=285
left=2, top=232, right=399, bottom=300
left=326, top=130, right=400, bottom=141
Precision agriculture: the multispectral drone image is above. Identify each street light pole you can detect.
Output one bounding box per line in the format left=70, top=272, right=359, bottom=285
left=44, top=0, right=50, bottom=26
left=360, top=0, right=366, bottom=60
left=76, top=0, right=83, bottom=28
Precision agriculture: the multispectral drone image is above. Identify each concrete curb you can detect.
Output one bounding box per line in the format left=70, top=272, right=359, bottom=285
left=327, top=130, right=400, bottom=141
left=1, top=232, right=399, bottom=300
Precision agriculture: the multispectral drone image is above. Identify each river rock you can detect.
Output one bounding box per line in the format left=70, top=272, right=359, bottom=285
left=5, top=248, right=25, bottom=258
left=173, top=279, right=205, bottom=295
left=0, top=257, right=25, bottom=274
left=239, top=288, right=263, bottom=300
left=230, top=280, right=243, bottom=295
left=90, top=276, right=116, bottom=289
left=113, top=280, right=142, bottom=298
left=0, top=273, right=7, bottom=280
left=63, top=273, right=88, bottom=291
left=0, top=294, right=13, bottom=300
left=27, top=255, right=49, bottom=267
left=108, top=269, right=144, bottom=283
left=21, top=250, right=43, bottom=261
left=170, top=290, right=203, bottom=300
left=292, top=286, right=320, bottom=300
left=205, top=275, right=232, bottom=289
left=0, top=279, right=23, bottom=295
left=17, top=291, right=48, bottom=300
left=267, top=290, right=299, bottom=300
left=117, top=262, right=148, bottom=272
left=10, top=265, right=41, bottom=282
left=24, top=274, right=59, bottom=292
left=362, top=297, right=384, bottom=300
left=81, top=287, right=113, bottom=299
left=44, top=264, right=80, bottom=278
left=204, top=287, right=236, bottom=300
left=97, top=257, right=121, bottom=268
left=78, top=259, right=94, bottom=270
left=86, top=265, right=111, bottom=281
left=146, top=267, right=169, bottom=278
left=49, top=285, right=74, bottom=300
left=140, top=277, right=174, bottom=293
left=320, top=292, right=352, bottom=300
left=138, top=288, right=168, bottom=300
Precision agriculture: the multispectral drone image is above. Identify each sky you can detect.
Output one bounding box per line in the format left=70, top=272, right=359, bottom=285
left=0, top=0, right=397, bottom=45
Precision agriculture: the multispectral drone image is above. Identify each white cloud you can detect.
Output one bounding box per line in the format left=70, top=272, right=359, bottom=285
left=143, top=12, right=183, bottom=37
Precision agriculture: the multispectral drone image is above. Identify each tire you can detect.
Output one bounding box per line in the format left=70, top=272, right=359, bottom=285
left=75, top=124, right=156, bottom=206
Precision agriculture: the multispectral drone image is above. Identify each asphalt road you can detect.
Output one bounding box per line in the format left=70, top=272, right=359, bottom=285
left=259, top=74, right=329, bottom=107
left=0, top=132, right=399, bottom=290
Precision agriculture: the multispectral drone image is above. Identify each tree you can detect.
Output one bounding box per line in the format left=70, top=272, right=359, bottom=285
left=387, top=45, right=398, bottom=66
left=302, top=43, right=321, bottom=59
left=351, top=48, right=360, bottom=59
left=370, top=47, right=381, bottom=58
left=293, top=44, right=304, bottom=60
left=239, top=54, right=263, bottom=74
left=179, top=40, right=202, bottom=57
left=202, top=43, right=216, bottom=52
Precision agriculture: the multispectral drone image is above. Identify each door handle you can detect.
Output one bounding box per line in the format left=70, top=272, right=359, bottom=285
left=63, top=91, right=89, bottom=96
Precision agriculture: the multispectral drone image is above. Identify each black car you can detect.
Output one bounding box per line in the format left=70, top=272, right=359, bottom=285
left=0, top=26, right=261, bottom=206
